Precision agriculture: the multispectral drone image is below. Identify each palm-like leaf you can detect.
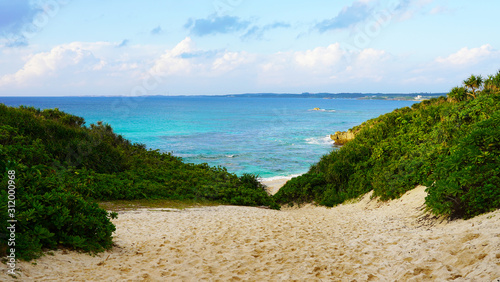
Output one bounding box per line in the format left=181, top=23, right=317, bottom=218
left=463, top=74, right=484, bottom=98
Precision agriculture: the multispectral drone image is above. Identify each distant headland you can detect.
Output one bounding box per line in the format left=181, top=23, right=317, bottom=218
left=213, top=92, right=446, bottom=101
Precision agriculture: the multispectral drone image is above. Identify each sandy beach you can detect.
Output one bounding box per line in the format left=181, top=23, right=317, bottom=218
left=4, top=185, right=500, bottom=281
left=262, top=175, right=298, bottom=195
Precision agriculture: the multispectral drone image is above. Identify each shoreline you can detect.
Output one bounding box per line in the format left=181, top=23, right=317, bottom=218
left=260, top=174, right=302, bottom=195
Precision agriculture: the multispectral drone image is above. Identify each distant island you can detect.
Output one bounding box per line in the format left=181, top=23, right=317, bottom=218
left=212, top=92, right=446, bottom=101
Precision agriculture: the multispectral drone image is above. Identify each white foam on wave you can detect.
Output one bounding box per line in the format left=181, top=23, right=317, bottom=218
left=259, top=173, right=303, bottom=183
left=305, top=135, right=334, bottom=146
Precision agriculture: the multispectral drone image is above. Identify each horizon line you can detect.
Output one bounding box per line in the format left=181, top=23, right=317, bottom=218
left=0, top=92, right=448, bottom=98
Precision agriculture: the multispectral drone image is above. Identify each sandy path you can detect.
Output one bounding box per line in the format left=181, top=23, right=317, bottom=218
left=4, top=186, right=500, bottom=281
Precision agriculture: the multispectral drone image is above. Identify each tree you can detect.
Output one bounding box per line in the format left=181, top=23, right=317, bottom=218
left=447, top=86, right=468, bottom=102
left=484, top=71, right=500, bottom=94
left=463, top=74, right=483, bottom=98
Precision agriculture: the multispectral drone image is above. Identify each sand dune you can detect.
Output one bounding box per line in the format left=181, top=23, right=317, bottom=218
left=4, top=185, right=500, bottom=281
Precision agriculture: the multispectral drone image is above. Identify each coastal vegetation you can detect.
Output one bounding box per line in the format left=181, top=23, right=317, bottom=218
left=0, top=106, right=278, bottom=260
left=275, top=71, right=500, bottom=219
left=1, top=72, right=498, bottom=261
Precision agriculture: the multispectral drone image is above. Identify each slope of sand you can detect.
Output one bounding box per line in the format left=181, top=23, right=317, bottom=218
left=4, top=186, right=500, bottom=281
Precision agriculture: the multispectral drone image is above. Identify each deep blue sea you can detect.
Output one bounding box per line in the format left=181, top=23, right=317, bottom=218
left=0, top=96, right=417, bottom=179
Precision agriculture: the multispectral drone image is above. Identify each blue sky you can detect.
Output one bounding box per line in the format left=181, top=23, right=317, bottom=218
left=1, top=0, right=499, bottom=96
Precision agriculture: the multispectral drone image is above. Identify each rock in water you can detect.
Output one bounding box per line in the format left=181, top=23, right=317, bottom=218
left=330, top=130, right=356, bottom=145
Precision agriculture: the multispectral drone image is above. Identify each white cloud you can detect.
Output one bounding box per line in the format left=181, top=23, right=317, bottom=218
left=345, top=48, right=390, bottom=81
left=212, top=51, right=254, bottom=72
left=0, top=36, right=407, bottom=95
left=294, top=43, right=344, bottom=69
left=401, top=45, right=500, bottom=91
left=256, top=43, right=394, bottom=89
left=0, top=41, right=156, bottom=95
left=149, top=37, right=198, bottom=76
left=7, top=37, right=495, bottom=96
left=150, top=37, right=257, bottom=77
left=435, top=44, right=499, bottom=66
left=0, top=43, right=103, bottom=86
left=356, top=48, right=388, bottom=63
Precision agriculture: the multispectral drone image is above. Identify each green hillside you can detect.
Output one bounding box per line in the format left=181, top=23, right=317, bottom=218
left=274, top=72, right=500, bottom=219
left=0, top=106, right=278, bottom=260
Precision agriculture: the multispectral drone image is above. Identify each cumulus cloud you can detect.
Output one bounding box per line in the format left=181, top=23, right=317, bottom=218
left=149, top=37, right=199, bottom=76
left=316, top=1, right=373, bottom=32
left=149, top=37, right=255, bottom=78
left=185, top=14, right=250, bottom=36
left=145, top=37, right=399, bottom=92
left=344, top=48, right=391, bottom=81
left=0, top=41, right=158, bottom=95
left=255, top=41, right=395, bottom=90
left=294, top=43, right=344, bottom=69
left=8, top=37, right=492, bottom=95
left=400, top=44, right=500, bottom=91
left=212, top=51, right=255, bottom=72
left=436, top=44, right=499, bottom=66
left=0, top=44, right=105, bottom=87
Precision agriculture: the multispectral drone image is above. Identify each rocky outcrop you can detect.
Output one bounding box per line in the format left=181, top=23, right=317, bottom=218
left=330, top=130, right=356, bottom=145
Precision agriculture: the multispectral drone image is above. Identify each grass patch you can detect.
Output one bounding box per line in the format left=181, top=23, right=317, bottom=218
left=98, top=198, right=223, bottom=212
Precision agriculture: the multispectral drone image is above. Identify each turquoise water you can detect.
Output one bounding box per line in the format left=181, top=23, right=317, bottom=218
left=0, top=96, right=416, bottom=178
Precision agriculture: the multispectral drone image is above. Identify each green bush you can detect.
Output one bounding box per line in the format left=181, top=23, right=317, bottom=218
left=425, top=111, right=500, bottom=218
left=0, top=163, right=118, bottom=260
left=274, top=173, right=327, bottom=205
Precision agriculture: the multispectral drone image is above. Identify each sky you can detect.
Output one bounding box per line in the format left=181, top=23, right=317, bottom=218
left=0, top=0, right=499, bottom=96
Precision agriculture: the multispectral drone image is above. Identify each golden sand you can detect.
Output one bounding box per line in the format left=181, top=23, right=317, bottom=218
left=4, top=185, right=500, bottom=281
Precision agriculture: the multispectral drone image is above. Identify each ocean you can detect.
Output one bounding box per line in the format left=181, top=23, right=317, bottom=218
left=0, top=96, right=417, bottom=179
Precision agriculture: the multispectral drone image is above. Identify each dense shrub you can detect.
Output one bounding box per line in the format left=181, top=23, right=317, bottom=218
left=0, top=163, right=117, bottom=260
left=274, top=71, right=500, bottom=218
left=273, top=173, right=327, bottom=205
left=425, top=111, right=500, bottom=218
